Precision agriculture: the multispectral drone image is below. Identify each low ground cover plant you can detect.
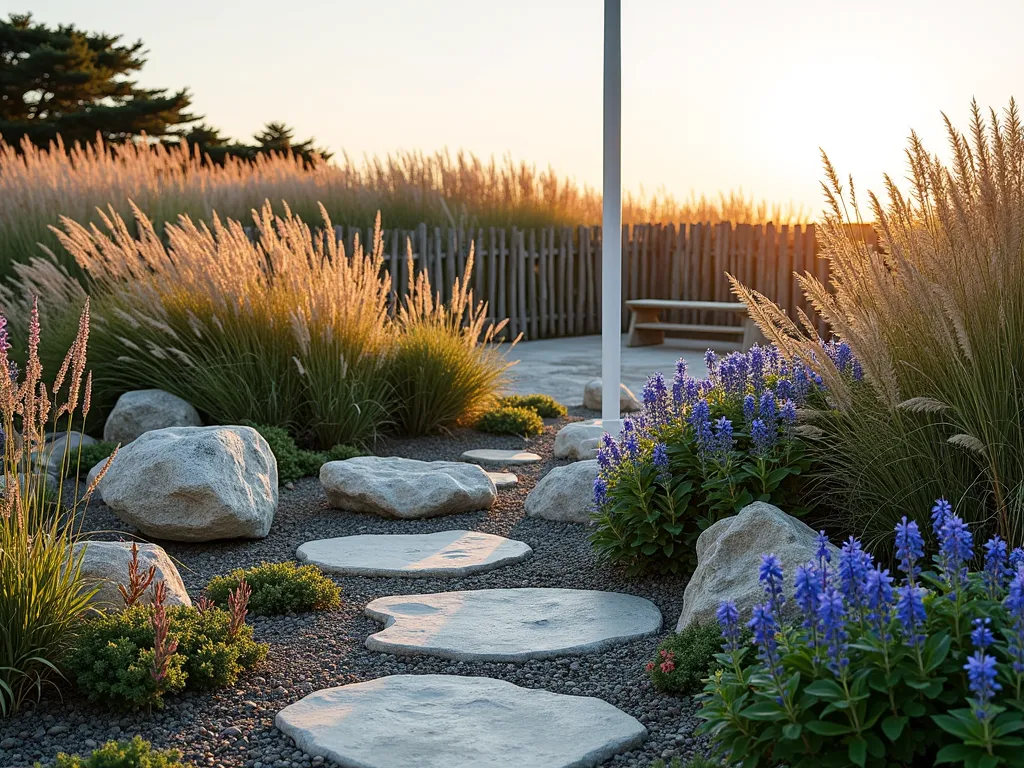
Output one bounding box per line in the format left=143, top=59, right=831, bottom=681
left=646, top=623, right=731, bottom=696
left=76, top=440, right=118, bottom=477
left=591, top=344, right=850, bottom=574
left=205, top=561, right=340, bottom=616
left=700, top=499, right=1024, bottom=767
left=0, top=304, right=102, bottom=715
left=476, top=404, right=544, bottom=436
left=246, top=424, right=360, bottom=484
left=68, top=583, right=266, bottom=710
left=734, top=100, right=1024, bottom=551
left=41, top=737, right=190, bottom=768
left=498, top=393, right=567, bottom=419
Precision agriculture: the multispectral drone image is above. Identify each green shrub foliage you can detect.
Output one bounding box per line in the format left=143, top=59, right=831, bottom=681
left=245, top=424, right=361, bottom=485
left=76, top=440, right=117, bottom=478
left=67, top=604, right=266, bottom=710
left=205, top=561, right=341, bottom=616
left=591, top=346, right=836, bottom=575
left=476, top=405, right=544, bottom=437
left=646, top=623, right=729, bottom=696
left=44, top=737, right=189, bottom=768
left=498, top=393, right=566, bottom=418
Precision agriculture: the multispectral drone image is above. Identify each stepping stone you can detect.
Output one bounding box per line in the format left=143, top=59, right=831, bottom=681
left=461, top=448, right=541, bottom=467
left=297, top=531, right=532, bottom=578
left=275, top=674, right=647, bottom=768
left=365, top=587, right=662, bottom=662
left=485, top=470, right=518, bottom=489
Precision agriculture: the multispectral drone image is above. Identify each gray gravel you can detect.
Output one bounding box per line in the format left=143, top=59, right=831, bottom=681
left=0, top=409, right=710, bottom=768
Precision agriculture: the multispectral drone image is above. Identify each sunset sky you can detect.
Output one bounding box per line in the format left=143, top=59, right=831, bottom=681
left=16, top=0, right=1024, bottom=216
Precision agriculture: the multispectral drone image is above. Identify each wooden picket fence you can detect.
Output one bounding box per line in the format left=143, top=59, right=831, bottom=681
left=280, top=222, right=879, bottom=340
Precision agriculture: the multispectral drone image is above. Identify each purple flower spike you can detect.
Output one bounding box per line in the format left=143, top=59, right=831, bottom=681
left=717, top=600, right=742, bottom=652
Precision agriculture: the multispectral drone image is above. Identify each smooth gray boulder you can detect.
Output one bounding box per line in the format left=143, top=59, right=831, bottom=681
left=582, top=379, right=641, bottom=413
left=365, top=587, right=662, bottom=662
left=676, top=501, right=840, bottom=632
left=297, top=530, right=532, bottom=578
left=460, top=448, right=541, bottom=467
left=74, top=540, right=191, bottom=611
left=101, top=425, right=278, bottom=542
left=85, top=459, right=109, bottom=500
left=103, top=389, right=202, bottom=444
left=275, top=675, right=647, bottom=768
left=321, top=457, right=495, bottom=519
left=553, top=420, right=607, bottom=460
left=525, top=461, right=599, bottom=524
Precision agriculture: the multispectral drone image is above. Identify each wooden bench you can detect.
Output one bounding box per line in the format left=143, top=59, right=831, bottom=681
left=626, top=299, right=764, bottom=351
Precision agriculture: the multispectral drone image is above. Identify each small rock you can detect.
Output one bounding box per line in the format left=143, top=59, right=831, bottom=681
left=583, top=379, right=641, bottom=413
left=525, top=461, right=600, bottom=523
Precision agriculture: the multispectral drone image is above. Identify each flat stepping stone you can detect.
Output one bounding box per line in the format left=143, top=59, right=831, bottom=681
left=275, top=674, right=647, bottom=768
left=485, top=471, right=518, bottom=489
left=462, top=449, right=541, bottom=467
left=296, top=531, right=532, bottom=578
left=365, top=587, right=662, bottom=662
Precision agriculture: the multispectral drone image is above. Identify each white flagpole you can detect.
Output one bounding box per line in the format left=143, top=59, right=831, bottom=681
left=601, top=0, right=622, bottom=433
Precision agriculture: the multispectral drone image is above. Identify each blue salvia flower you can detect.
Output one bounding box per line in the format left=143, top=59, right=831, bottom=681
left=971, top=617, right=996, bottom=650
left=642, top=372, right=669, bottom=422
left=775, top=378, right=794, bottom=402
left=684, top=377, right=700, bottom=404
left=711, top=417, right=734, bottom=461
left=816, top=531, right=833, bottom=566
left=674, top=358, right=688, bottom=385
left=780, top=399, right=797, bottom=425
left=704, top=349, right=718, bottom=377
left=750, top=418, right=776, bottom=457
left=896, top=582, right=927, bottom=649
left=689, top=399, right=713, bottom=452
left=1004, top=568, right=1024, bottom=676
left=930, top=497, right=953, bottom=531
left=765, top=344, right=781, bottom=372
left=937, top=512, right=973, bottom=599
left=717, top=600, right=742, bottom=652
left=838, top=537, right=873, bottom=622
left=749, top=345, right=766, bottom=393
left=597, top=433, right=621, bottom=471
left=794, top=562, right=824, bottom=660
left=717, top=353, right=749, bottom=395
left=895, top=517, right=925, bottom=581
left=792, top=361, right=812, bottom=402
left=965, top=643, right=1002, bottom=721
left=865, top=566, right=894, bottom=642
left=852, top=359, right=864, bottom=381
left=759, top=554, right=785, bottom=618
left=652, top=442, right=669, bottom=470
left=748, top=602, right=782, bottom=676
left=742, top=394, right=756, bottom=424
left=758, top=391, right=776, bottom=421
left=1011, top=548, right=1024, bottom=573
left=623, top=430, right=639, bottom=460
left=983, top=535, right=1009, bottom=599
left=824, top=339, right=855, bottom=375
left=818, top=586, right=849, bottom=675
left=593, top=476, right=608, bottom=506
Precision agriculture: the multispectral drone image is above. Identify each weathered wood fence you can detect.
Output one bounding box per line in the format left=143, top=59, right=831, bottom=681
left=318, top=223, right=879, bottom=340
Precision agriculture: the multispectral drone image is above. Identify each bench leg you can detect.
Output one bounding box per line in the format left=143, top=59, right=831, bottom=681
left=627, top=308, right=665, bottom=347
left=741, top=317, right=767, bottom=351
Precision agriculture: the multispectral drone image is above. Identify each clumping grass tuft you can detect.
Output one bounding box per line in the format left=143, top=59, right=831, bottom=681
left=205, top=562, right=341, bottom=616
left=733, top=99, right=1024, bottom=549
left=476, top=405, right=545, bottom=437
left=41, top=737, right=190, bottom=768
left=498, top=393, right=566, bottom=418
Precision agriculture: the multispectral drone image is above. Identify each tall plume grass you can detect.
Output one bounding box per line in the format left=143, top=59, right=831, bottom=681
left=25, top=204, right=509, bottom=446
left=0, top=135, right=809, bottom=282
left=731, top=99, right=1024, bottom=550
left=0, top=301, right=102, bottom=715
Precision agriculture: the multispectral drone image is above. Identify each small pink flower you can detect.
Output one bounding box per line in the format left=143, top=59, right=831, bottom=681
left=645, top=661, right=655, bottom=672
left=660, top=660, right=676, bottom=674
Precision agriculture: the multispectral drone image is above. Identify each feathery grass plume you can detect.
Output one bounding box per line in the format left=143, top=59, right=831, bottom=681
left=730, top=99, right=1024, bottom=549
left=0, top=302, right=99, bottom=715
left=0, top=133, right=809, bottom=283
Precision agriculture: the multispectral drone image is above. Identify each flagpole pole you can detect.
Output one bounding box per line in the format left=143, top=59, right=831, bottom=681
left=601, top=0, right=623, bottom=434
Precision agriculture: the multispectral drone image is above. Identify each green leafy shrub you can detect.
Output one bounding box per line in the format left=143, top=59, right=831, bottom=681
left=650, top=759, right=718, bottom=768
left=205, top=561, right=340, bottom=616
left=591, top=348, right=827, bottom=575
left=499, top=393, right=566, bottom=418
left=476, top=405, right=544, bottom=437
left=733, top=101, right=1024, bottom=550
left=76, top=440, right=117, bottom=477
left=699, top=503, right=1024, bottom=767
left=0, top=306, right=100, bottom=715
left=43, top=737, right=189, bottom=768
left=244, top=424, right=362, bottom=485
left=646, top=623, right=728, bottom=695
left=67, top=603, right=266, bottom=710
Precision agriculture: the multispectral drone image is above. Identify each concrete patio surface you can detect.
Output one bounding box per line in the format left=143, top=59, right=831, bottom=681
left=501, top=334, right=708, bottom=406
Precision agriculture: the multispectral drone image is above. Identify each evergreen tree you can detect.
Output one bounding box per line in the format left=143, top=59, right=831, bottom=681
left=252, top=121, right=331, bottom=163
left=0, top=12, right=197, bottom=147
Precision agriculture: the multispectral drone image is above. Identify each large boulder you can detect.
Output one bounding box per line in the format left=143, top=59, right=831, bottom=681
left=553, top=420, right=607, bottom=460
left=74, top=540, right=191, bottom=611
left=583, top=379, right=641, bottom=413
left=35, top=432, right=99, bottom=474
left=676, top=501, right=839, bottom=632
left=103, top=389, right=202, bottom=444
left=525, top=460, right=599, bottom=524
left=101, top=426, right=278, bottom=542
left=321, top=457, right=496, bottom=519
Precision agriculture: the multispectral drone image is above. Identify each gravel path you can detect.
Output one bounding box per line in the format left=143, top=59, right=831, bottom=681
left=0, top=410, right=707, bottom=768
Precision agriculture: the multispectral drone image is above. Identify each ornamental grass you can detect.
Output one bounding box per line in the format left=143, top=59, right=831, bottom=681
left=733, top=100, right=1024, bottom=550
